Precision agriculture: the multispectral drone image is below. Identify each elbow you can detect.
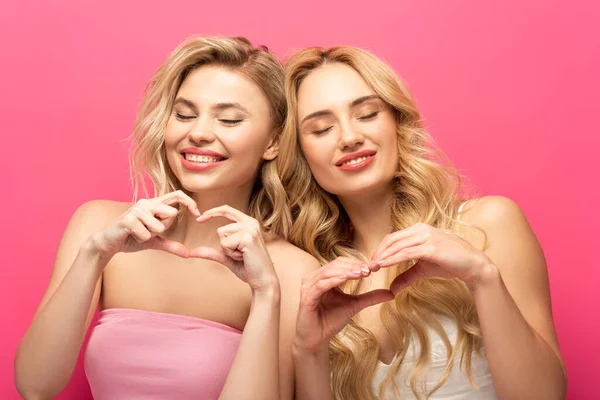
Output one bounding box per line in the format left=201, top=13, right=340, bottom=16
left=15, top=380, right=54, bottom=400
left=15, top=379, right=61, bottom=400
left=14, top=354, right=66, bottom=400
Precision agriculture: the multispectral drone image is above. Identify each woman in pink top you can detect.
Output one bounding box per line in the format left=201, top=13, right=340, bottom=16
left=15, top=36, right=318, bottom=400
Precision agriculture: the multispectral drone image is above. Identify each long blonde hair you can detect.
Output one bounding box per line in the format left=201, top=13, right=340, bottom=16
left=279, top=47, right=483, bottom=399
left=130, top=36, right=290, bottom=236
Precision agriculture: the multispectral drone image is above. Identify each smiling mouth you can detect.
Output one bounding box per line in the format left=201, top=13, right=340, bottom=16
left=339, top=155, right=372, bottom=167
left=183, top=153, right=226, bottom=164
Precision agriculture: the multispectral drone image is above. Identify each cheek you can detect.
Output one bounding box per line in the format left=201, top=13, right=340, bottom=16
left=164, top=120, right=185, bottom=149
left=225, top=126, right=270, bottom=160
left=300, top=139, right=329, bottom=172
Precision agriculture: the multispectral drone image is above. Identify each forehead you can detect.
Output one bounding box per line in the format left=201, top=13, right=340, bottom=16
left=296, top=63, right=375, bottom=117
left=177, top=65, right=268, bottom=108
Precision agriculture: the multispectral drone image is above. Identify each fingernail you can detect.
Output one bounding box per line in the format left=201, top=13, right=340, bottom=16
left=376, top=260, right=386, bottom=266
left=338, top=274, right=348, bottom=279
left=351, top=270, right=361, bottom=275
left=361, top=266, right=370, bottom=274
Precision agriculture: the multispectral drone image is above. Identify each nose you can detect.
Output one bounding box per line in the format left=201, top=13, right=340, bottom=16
left=188, top=116, right=216, bottom=144
left=338, top=120, right=364, bottom=150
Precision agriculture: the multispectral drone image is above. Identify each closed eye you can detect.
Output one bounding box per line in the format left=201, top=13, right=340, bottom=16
left=313, top=126, right=333, bottom=135
left=358, top=112, right=379, bottom=121
left=219, top=119, right=244, bottom=126
left=176, top=113, right=195, bottom=121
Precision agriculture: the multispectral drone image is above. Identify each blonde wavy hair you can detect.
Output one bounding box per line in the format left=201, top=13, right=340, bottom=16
left=130, top=36, right=290, bottom=235
left=279, top=47, right=483, bottom=399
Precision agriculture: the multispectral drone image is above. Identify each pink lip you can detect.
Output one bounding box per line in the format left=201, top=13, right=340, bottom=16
left=180, top=147, right=228, bottom=172
left=335, top=150, right=377, bottom=171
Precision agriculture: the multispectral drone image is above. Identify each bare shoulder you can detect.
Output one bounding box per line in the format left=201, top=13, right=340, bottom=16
left=460, top=195, right=530, bottom=237
left=266, top=238, right=321, bottom=281
left=460, top=196, right=545, bottom=271
left=70, top=199, right=131, bottom=231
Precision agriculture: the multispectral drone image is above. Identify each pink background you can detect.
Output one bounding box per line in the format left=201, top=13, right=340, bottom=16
left=1, top=0, right=598, bottom=398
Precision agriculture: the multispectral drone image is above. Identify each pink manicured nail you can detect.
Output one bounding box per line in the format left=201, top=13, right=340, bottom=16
left=351, top=270, right=361, bottom=275
left=361, top=266, right=370, bottom=274
left=338, top=274, right=348, bottom=279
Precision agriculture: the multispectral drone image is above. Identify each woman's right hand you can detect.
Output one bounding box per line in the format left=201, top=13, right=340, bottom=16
left=294, top=257, right=395, bottom=354
left=87, top=190, right=200, bottom=259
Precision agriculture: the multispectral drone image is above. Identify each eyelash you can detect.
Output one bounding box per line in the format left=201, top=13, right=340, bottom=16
left=175, top=113, right=243, bottom=126
left=311, top=112, right=379, bottom=135
left=358, top=112, right=379, bottom=120
left=312, top=126, right=333, bottom=135
left=219, top=119, right=243, bottom=126
left=176, top=113, right=195, bottom=121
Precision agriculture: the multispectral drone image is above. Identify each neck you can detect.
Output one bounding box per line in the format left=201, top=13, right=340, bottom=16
left=169, top=183, right=254, bottom=249
left=338, top=186, right=395, bottom=259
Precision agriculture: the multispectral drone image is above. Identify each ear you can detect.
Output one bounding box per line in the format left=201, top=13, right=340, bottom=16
left=262, top=132, right=280, bottom=161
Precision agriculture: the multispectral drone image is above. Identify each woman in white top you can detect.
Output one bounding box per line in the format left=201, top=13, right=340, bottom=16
left=278, top=46, right=566, bottom=399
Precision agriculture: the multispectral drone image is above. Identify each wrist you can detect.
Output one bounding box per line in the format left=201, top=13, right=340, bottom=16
left=80, top=235, right=113, bottom=273
left=251, top=277, right=281, bottom=303
left=293, top=341, right=329, bottom=360
left=469, top=257, right=501, bottom=293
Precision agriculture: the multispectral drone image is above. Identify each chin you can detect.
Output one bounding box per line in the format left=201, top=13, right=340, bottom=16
left=331, top=179, right=392, bottom=198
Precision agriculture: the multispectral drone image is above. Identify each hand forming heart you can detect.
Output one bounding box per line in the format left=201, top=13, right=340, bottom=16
left=90, top=190, right=278, bottom=292
left=369, top=222, right=493, bottom=294
left=294, top=222, right=494, bottom=353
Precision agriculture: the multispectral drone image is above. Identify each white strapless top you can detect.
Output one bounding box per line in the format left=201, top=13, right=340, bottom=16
left=342, top=316, right=498, bottom=399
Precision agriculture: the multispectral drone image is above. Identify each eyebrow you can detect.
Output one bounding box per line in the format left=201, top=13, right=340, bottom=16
left=173, top=97, right=250, bottom=114
left=213, top=102, right=250, bottom=114
left=300, top=95, right=380, bottom=126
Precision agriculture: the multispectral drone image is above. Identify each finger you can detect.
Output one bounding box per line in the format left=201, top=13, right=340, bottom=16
left=307, top=267, right=364, bottom=289
left=370, top=234, right=429, bottom=271
left=307, top=268, right=374, bottom=305
left=350, top=289, right=395, bottom=314
left=122, top=216, right=152, bottom=243
left=371, top=224, right=426, bottom=261
left=150, top=237, right=190, bottom=258
left=302, top=275, right=349, bottom=309
left=189, top=246, right=235, bottom=269
left=158, top=190, right=200, bottom=217
left=146, top=202, right=180, bottom=220
left=196, top=205, right=249, bottom=224
left=216, top=222, right=244, bottom=239
left=220, top=231, right=248, bottom=261
left=307, top=259, right=368, bottom=287
left=376, top=243, right=434, bottom=269
left=389, top=264, right=428, bottom=294
left=132, top=207, right=168, bottom=235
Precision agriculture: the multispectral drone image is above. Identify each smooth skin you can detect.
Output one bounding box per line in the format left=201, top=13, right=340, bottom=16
left=15, top=66, right=319, bottom=400
left=291, top=63, right=567, bottom=400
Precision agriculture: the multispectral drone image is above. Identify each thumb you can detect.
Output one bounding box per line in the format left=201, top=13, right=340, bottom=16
left=146, top=237, right=190, bottom=258
left=350, top=289, right=395, bottom=315
left=190, top=246, right=235, bottom=269
left=389, top=263, right=428, bottom=295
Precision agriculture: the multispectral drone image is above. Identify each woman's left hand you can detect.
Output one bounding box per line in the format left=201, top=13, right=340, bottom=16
left=370, top=223, right=496, bottom=293
left=189, top=205, right=279, bottom=294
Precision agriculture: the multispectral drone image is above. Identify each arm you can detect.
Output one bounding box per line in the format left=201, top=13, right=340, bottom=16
left=14, top=201, right=109, bottom=399
left=465, top=197, right=566, bottom=399
left=270, top=245, right=322, bottom=400
left=293, top=343, right=333, bottom=400
left=191, top=206, right=289, bottom=400
left=372, top=196, right=567, bottom=400
left=15, top=192, right=198, bottom=399
left=219, top=283, right=282, bottom=400
left=291, top=258, right=394, bottom=400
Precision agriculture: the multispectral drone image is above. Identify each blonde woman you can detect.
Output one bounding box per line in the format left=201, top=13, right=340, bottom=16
left=15, top=36, right=316, bottom=400
left=279, top=46, right=566, bottom=399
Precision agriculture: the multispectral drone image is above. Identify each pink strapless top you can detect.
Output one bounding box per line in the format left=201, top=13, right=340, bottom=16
left=84, top=308, right=242, bottom=400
